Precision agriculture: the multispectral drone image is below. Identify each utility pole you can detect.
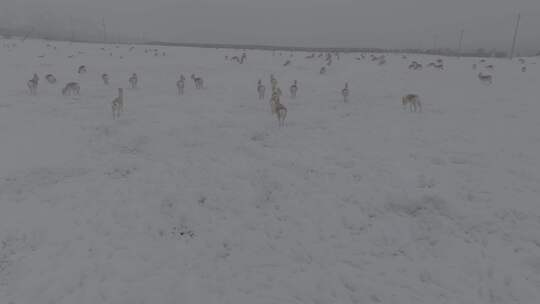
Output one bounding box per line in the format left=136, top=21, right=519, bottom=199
left=69, top=16, right=74, bottom=42
left=458, top=29, right=464, bottom=57
left=101, top=17, right=107, bottom=43
left=510, top=13, right=521, bottom=59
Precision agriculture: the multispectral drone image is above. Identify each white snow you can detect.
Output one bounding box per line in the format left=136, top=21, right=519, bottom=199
left=1, top=39, right=540, bottom=304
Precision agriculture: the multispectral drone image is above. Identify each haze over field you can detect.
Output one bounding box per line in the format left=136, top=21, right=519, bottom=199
left=2, top=0, right=540, bottom=54
left=1, top=1, right=540, bottom=303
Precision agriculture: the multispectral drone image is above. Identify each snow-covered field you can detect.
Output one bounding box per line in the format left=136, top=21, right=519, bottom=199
left=1, top=39, right=540, bottom=304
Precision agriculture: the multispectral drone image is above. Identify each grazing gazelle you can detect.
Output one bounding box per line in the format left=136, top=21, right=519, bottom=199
left=112, top=88, right=124, bottom=119
left=177, top=74, right=186, bottom=95
left=290, top=80, right=298, bottom=99
left=62, top=82, right=80, bottom=96
left=342, top=82, right=349, bottom=102
left=478, top=73, right=493, bottom=85
left=408, top=61, right=422, bottom=70
left=257, top=79, right=266, bottom=100
left=45, top=74, right=57, bottom=84
left=78, top=65, right=87, bottom=74
left=402, top=94, right=422, bottom=112
left=129, top=73, right=138, bottom=89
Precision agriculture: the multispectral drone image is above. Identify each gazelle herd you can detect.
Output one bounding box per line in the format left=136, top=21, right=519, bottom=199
left=20, top=40, right=532, bottom=127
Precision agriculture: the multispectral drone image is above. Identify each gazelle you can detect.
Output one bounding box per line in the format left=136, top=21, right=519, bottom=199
left=177, top=75, right=186, bottom=95
left=402, top=94, right=422, bottom=112
left=27, top=74, right=39, bottom=95
left=290, top=80, right=298, bottom=99
left=342, top=82, right=349, bottom=102
left=191, top=74, right=204, bottom=89
left=129, top=73, right=138, bottom=89
left=275, top=100, right=287, bottom=127
left=45, top=74, right=57, bottom=84
left=478, top=73, right=493, bottom=85
left=270, top=90, right=287, bottom=127
left=270, top=89, right=282, bottom=114
left=78, top=65, right=87, bottom=74
left=102, top=73, right=110, bottom=85
left=270, top=74, right=277, bottom=91
left=409, top=61, right=422, bottom=70
left=62, top=82, right=80, bottom=96
left=112, top=88, right=124, bottom=119
left=257, top=79, right=266, bottom=100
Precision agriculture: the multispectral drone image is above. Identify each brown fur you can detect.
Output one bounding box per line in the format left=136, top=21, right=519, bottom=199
left=112, top=88, right=124, bottom=119
left=62, top=82, right=80, bottom=96
left=402, top=94, right=422, bottom=112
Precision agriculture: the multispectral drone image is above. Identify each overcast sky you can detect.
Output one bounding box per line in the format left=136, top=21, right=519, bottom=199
left=2, top=0, right=540, bottom=54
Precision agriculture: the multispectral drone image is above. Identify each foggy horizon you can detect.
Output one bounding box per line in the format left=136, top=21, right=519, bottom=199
left=2, top=1, right=540, bottom=304
left=2, top=0, right=540, bottom=54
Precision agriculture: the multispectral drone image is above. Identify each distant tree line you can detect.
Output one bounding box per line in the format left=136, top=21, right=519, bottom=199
left=0, top=27, right=529, bottom=58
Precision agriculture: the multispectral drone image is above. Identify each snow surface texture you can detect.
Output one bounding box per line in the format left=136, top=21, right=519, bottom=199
left=1, top=39, right=540, bottom=304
